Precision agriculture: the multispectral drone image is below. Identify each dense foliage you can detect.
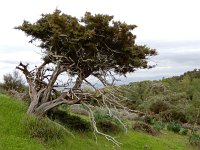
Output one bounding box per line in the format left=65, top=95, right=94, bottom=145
left=16, top=9, right=156, bottom=76
left=121, top=69, right=200, bottom=124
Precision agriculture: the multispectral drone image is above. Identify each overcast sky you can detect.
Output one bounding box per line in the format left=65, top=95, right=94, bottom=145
left=0, top=0, right=200, bottom=84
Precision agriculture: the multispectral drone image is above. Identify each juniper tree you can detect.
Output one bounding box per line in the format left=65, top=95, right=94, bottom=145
left=15, top=9, right=156, bottom=117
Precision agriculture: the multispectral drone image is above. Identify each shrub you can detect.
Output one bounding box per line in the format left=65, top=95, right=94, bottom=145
left=2, top=70, right=26, bottom=92
left=180, top=128, right=188, bottom=135
left=166, top=122, right=181, bottom=133
left=94, top=110, right=124, bottom=133
left=149, top=100, right=169, bottom=114
left=97, top=120, right=121, bottom=133
left=143, top=115, right=153, bottom=124
left=160, top=109, right=187, bottom=123
left=22, top=116, right=66, bottom=142
left=48, top=109, right=91, bottom=132
left=132, top=122, right=158, bottom=136
left=151, top=119, right=165, bottom=131
left=189, top=130, right=200, bottom=147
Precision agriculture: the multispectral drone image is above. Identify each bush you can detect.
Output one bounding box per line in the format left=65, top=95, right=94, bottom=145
left=166, top=122, right=181, bottom=133
left=22, top=116, right=66, bottom=142
left=160, top=109, right=187, bottom=123
left=2, top=70, right=26, bottom=92
left=180, top=128, right=188, bottom=135
left=150, top=100, right=169, bottom=114
left=189, top=130, right=200, bottom=147
left=132, top=122, right=158, bottom=135
left=94, top=110, right=124, bottom=133
left=48, top=109, right=91, bottom=132
left=143, top=115, right=153, bottom=124
left=97, top=120, right=121, bottom=133
left=151, top=119, right=165, bottom=131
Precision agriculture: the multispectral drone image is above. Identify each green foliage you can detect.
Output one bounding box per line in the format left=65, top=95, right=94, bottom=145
left=15, top=9, right=156, bottom=76
left=2, top=70, right=26, bottom=92
left=0, top=94, right=46, bottom=149
left=189, top=129, right=200, bottom=147
left=0, top=94, right=196, bottom=150
left=120, top=69, right=200, bottom=123
left=166, top=122, right=182, bottom=133
left=48, top=109, right=91, bottom=132
left=151, top=119, right=165, bottom=131
left=23, top=116, right=66, bottom=142
left=94, top=110, right=124, bottom=133
left=180, top=128, right=188, bottom=135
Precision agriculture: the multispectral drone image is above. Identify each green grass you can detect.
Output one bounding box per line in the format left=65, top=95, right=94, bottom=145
left=0, top=93, right=197, bottom=150
left=0, top=94, right=46, bottom=150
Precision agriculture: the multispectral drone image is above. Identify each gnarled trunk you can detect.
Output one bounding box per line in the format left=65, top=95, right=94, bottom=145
left=16, top=62, right=82, bottom=117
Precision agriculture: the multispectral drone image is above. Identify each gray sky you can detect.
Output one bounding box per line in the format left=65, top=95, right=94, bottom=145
left=0, top=0, right=200, bottom=83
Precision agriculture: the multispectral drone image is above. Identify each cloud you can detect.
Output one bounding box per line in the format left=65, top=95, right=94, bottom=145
left=115, top=40, right=200, bottom=84
left=1, top=40, right=200, bottom=84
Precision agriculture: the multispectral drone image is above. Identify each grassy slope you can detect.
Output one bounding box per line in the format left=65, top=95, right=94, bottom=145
left=0, top=94, right=197, bottom=150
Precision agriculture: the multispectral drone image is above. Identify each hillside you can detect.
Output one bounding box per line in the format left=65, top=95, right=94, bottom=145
left=120, top=69, right=200, bottom=124
left=0, top=93, right=197, bottom=150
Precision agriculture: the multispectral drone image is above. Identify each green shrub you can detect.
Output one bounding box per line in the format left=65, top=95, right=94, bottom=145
left=151, top=119, right=165, bottom=131
left=22, top=116, right=66, bottom=142
left=180, top=128, right=188, bottom=135
left=189, top=130, right=200, bottom=147
left=94, top=110, right=124, bottom=133
left=2, top=70, right=26, bottom=92
left=166, top=122, right=181, bottom=133
left=48, top=109, right=91, bottom=132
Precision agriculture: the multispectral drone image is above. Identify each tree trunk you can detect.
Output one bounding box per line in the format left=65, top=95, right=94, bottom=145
left=26, top=92, right=80, bottom=116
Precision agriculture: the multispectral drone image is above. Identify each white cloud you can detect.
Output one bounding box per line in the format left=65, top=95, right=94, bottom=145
left=0, top=0, right=200, bottom=82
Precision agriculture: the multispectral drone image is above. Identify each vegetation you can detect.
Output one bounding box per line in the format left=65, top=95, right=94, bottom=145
left=132, top=121, right=158, bottom=136
left=0, top=94, right=196, bottom=150
left=120, top=69, right=200, bottom=124
left=14, top=9, right=156, bottom=117
left=94, top=110, right=124, bottom=133
left=1, top=7, right=199, bottom=150
left=47, top=109, right=91, bottom=132
left=2, top=70, right=26, bottom=92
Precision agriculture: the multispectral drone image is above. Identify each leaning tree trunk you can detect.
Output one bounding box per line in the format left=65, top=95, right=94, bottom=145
left=16, top=62, right=83, bottom=117
left=26, top=87, right=81, bottom=116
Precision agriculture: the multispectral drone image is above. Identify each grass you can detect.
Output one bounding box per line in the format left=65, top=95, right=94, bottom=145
left=0, top=93, right=198, bottom=150
left=0, top=94, right=46, bottom=150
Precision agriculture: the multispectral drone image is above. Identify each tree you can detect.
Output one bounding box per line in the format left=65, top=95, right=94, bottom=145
left=15, top=9, right=156, bottom=117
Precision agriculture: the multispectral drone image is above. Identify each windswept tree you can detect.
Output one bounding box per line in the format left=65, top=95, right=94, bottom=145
left=15, top=9, right=156, bottom=117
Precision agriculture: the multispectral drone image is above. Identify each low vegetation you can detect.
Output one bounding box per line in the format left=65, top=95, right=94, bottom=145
left=120, top=69, right=200, bottom=125
left=0, top=89, right=198, bottom=149
left=1, top=69, right=200, bottom=149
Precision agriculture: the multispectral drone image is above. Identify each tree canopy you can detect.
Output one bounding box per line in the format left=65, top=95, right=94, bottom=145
left=16, top=9, right=156, bottom=79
